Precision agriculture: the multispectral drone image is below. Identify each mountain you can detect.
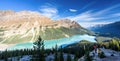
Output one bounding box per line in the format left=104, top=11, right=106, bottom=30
left=0, top=10, right=94, bottom=44
left=90, top=21, right=120, bottom=38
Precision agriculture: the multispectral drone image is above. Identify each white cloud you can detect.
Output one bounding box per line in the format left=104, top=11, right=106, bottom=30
left=79, top=22, right=112, bottom=28
left=69, top=9, right=77, bottom=12
left=79, top=2, right=95, bottom=11
left=38, top=3, right=120, bottom=28
left=66, top=4, right=120, bottom=28
left=94, top=4, right=120, bottom=16
left=39, top=4, right=59, bottom=19
left=112, top=13, right=120, bottom=16
left=66, top=11, right=100, bottom=21
left=40, top=7, right=58, bottom=17
left=66, top=4, right=120, bottom=22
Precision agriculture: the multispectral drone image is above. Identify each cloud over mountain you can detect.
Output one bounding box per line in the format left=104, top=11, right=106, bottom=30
left=39, top=4, right=59, bottom=19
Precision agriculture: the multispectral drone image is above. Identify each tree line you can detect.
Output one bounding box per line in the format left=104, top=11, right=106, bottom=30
left=1, top=36, right=120, bottom=61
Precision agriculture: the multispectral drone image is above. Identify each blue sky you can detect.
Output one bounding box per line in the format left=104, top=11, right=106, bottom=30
left=0, top=0, right=120, bottom=27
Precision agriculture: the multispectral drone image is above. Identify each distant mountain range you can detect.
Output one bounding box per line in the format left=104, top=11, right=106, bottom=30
left=90, top=21, right=120, bottom=38
left=0, top=10, right=94, bottom=44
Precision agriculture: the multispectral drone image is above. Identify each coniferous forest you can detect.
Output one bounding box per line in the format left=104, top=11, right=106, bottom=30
left=0, top=36, right=120, bottom=61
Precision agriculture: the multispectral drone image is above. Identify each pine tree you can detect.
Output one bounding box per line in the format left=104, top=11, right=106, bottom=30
left=32, top=36, right=45, bottom=61
left=33, top=36, right=44, bottom=50
left=4, top=50, right=8, bottom=61
left=84, top=51, right=92, bottom=61
left=73, top=57, right=77, bottom=61
left=54, top=45, right=58, bottom=61
left=67, top=54, right=71, bottom=61
left=41, top=44, right=45, bottom=61
left=59, top=46, right=64, bottom=61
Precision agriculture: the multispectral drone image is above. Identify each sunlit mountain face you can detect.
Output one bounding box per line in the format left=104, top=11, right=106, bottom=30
left=0, top=0, right=120, bottom=50
left=0, top=10, right=95, bottom=50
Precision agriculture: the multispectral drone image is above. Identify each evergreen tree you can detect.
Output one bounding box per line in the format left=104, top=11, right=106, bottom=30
left=32, top=36, right=45, bottom=61
left=41, top=44, right=45, bottom=61
left=54, top=45, right=58, bottom=61
left=67, top=54, right=71, bottom=61
left=73, top=57, right=77, bottom=61
left=33, top=36, right=44, bottom=50
left=84, top=51, right=92, bottom=61
left=4, top=50, right=8, bottom=61
left=59, top=46, right=64, bottom=61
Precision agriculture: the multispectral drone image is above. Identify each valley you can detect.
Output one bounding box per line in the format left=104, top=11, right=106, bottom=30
left=0, top=9, right=120, bottom=61
left=90, top=21, right=120, bottom=38
left=1, top=0, right=120, bottom=61
left=0, top=10, right=94, bottom=45
left=8, top=34, right=96, bottom=50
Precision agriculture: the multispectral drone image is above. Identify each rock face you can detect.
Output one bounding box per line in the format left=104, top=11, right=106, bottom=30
left=57, top=19, right=81, bottom=28
left=0, top=10, right=94, bottom=44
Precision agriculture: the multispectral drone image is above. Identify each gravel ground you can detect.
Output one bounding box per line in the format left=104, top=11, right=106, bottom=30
left=78, top=48, right=120, bottom=61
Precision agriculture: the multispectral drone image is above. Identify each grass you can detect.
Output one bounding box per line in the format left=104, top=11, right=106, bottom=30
left=41, top=28, right=65, bottom=40
left=95, top=36, right=112, bottom=42
left=40, top=27, right=87, bottom=40
left=0, top=38, right=3, bottom=42
left=2, top=27, right=94, bottom=44
left=0, top=29, right=4, bottom=32
left=3, top=35, right=33, bottom=44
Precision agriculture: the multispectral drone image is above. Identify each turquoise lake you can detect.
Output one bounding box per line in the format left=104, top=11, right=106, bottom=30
left=8, top=34, right=96, bottom=50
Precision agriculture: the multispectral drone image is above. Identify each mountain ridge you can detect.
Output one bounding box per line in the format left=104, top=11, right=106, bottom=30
left=90, top=21, right=120, bottom=38
left=0, top=10, right=94, bottom=44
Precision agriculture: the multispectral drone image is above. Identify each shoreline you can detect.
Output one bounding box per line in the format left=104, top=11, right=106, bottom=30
left=0, top=43, right=15, bottom=51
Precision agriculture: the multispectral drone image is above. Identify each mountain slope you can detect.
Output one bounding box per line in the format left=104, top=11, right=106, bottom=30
left=0, top=10, right=94, bottom=44
left=90, top=21, right=120, bottom=38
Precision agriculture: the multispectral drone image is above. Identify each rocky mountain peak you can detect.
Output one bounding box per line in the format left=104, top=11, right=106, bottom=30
left=0, top=10, right=15, bottom=16
left=0, top=10, right=93, bottom=43
left=57, top=19, right=81, bottom=28
left=0, top=10, right=81, bottom=29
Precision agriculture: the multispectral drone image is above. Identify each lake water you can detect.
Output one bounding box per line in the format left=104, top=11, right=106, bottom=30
left=8, top=34, right=96, bottom=50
